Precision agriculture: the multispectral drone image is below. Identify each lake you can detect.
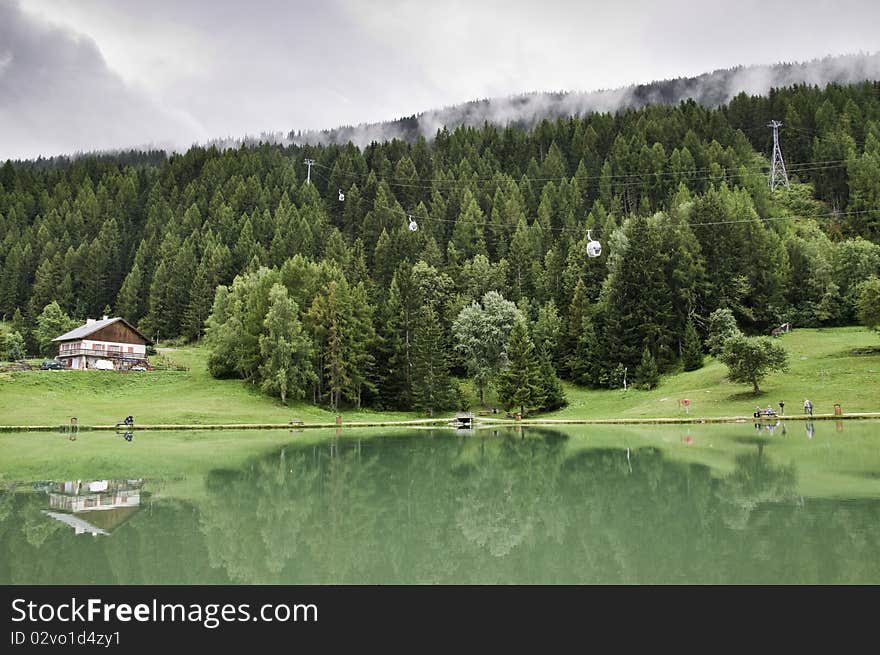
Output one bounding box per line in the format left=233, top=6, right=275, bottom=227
left=2, top=421, right=880, bottom=584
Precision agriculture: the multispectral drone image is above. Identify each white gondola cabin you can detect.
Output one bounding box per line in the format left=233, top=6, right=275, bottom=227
left=586, top=230, right=602, bottom=258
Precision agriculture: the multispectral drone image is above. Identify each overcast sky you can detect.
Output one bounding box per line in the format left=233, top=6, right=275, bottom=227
left=2, top=0, right=880, bottom=160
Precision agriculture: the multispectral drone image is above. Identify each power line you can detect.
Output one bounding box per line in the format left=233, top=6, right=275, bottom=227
left=309, top=160, right=851, bottom=204
left=368, top=200, right=876, bottom=236
left=310, top=157, right=851, bottom=193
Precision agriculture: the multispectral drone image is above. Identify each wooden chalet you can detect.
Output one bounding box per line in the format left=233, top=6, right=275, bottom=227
left=51, top=316, right=152, bottom=371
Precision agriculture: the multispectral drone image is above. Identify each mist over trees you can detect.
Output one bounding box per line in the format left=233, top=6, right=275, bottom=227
left=2, top=81, right=880, bottom=411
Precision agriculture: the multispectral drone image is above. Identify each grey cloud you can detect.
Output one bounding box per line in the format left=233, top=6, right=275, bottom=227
left=287, top=53, right=880, bottom=149
left=4, top=0, right=880, bottom=159
left=0, top=0, right=204, bottom=160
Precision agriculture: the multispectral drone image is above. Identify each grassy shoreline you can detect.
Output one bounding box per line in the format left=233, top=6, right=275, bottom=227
left=1, top=327, right=878, bottom=428
left=2, top=411, right=879, bottom=432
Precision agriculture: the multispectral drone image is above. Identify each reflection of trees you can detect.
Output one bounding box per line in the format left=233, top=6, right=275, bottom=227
left=716, top=446, right=797, bottom=531
left=5, top=431, right=880, bottom=584
left=455, top=434, right=567, bottom=558
left=198, top=440, right=382, bottom=584
left=559, top=446, right=721, bottom=584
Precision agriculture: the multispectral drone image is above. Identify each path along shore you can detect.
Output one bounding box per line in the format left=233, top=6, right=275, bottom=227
left=2, top=412, right=879, bottom=432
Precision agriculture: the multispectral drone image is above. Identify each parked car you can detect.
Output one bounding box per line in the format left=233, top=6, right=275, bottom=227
left=40, top=360, right=63, bottom=370
left=130, top=365, right=147, bottom=371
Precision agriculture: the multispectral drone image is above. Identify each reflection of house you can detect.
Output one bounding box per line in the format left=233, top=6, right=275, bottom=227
left=52, top=316, right=151, bottom=371
left=42, top=479, right=144, bottom=536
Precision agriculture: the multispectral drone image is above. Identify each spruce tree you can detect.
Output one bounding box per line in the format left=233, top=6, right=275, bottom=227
left=564, top=279, right=591, bottom=377
left=451, top=189, right=487, bottom=260
left=571, top=311, right=602, bottom=386
left=497, top=315, right=544, bottom=417
left=11, top=308, right=31, bottom=356
left=183, top=259, right=214, bottom=341
left=537, top=345, right=566, bottom=411
left=681, top=320, right=704, bottom=371
left=634, top=345, right=660, bottom=390
left=602, top=214, right=676, bottom=373
left=411, top=306, right=456, bottom=416
left=115, top=263, right=143, bottom=324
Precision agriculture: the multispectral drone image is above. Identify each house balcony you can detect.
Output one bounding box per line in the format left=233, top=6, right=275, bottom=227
left=57, top=348, right=146, bottom=361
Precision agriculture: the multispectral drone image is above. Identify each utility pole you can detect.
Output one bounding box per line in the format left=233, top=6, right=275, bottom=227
left=303, top=158, right=315, bottom=185
left=768, top=120, right=789, bottom=190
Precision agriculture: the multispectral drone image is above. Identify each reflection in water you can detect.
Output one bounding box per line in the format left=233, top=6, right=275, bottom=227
left=42, top=480, right=143, bottom=536
left=754, top=420, right=787, bottom=436
left=2, top=429, right=880, bottom=584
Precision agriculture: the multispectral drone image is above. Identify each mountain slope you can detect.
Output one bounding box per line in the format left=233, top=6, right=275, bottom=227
left=283, top=52, right=880, bottom=147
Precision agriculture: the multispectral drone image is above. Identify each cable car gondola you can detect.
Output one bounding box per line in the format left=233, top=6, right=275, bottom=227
left=586, top=229, right=602, bottom=258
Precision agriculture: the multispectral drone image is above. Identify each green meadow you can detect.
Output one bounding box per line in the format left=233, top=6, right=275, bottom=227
left=0, top=327, right=878, bottom=428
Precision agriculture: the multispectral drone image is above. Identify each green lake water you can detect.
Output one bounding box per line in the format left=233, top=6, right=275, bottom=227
left=2, top=421, right=880, bottom=584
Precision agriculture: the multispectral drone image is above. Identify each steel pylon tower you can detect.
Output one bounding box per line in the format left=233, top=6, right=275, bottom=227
left=768, top=120, right=789, bottom=190
left=303, top=158, right=315, bottom=185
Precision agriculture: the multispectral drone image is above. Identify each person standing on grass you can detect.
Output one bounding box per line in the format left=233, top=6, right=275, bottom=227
left=779, top=400, right=785, bottom=415
left=804, top=399, right=813, bottom=416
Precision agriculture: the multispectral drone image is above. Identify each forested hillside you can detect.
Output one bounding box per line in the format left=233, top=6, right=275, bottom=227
left=2, top=81, right=879, bottom=412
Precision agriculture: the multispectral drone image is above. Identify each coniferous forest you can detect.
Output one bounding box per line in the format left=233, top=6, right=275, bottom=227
left=2, top=81, right=880, bottom=413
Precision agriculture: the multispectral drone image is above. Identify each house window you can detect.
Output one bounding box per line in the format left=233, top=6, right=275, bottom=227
left=128, top=347, right=134, bottom=353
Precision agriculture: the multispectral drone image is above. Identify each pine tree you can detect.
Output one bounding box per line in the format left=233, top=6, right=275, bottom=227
left=115, top=263, right=143, bottom=324
left=411, top=306, right=456, bottom=416
left=571, top=311, right=602, bottom=386
left=27, top=258, right=59, bottom=321
left=681, top=320, right=704, bottom=371
left=602, top=214, right=676, bottom=374
left=497, top=315, right=544, bottom=417
left=634, top=345, right=660, bottom=390
left=563, top=279, right=591, bottom=376
left=183, top=258, right=214, bottom=341
left=508, top=217, right=534, bottom=301
left=537, top=345, right=566, bottom=411
left=451, top=189, right=487, bottom=260
left=11, top=308, right=32, bottom=356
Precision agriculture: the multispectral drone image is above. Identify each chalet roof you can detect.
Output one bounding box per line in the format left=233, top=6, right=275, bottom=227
left=52, top=317, right=152, bottom=344
left=43, top=506, right=140, bottom=535
left=42, top=511, right=109, bottom=536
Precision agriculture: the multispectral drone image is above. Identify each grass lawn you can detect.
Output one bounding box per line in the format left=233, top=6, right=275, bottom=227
left=0, top=327, right=877, bottom=426
left=543, top=326, right=880, bottom=420
left=0, top=345, right=416, bottom=427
